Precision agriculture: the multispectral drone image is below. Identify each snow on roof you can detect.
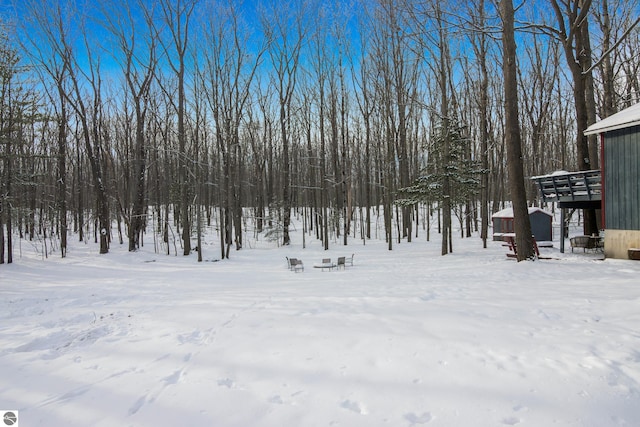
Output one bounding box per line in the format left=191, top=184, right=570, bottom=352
left=584, top=102, right=640, bottom=135
left=491, top=207, right=552, bottom=218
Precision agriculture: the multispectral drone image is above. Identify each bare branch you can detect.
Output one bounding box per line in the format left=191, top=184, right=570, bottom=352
left=584, top=15, right=640, bottom=75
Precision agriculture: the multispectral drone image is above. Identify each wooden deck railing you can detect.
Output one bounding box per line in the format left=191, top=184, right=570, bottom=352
left=531, top=170, right=601, bottom=203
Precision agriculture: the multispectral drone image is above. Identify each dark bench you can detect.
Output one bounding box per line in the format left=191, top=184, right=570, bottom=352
left=286, top=257, right=304, bottom=272
left=345, top=254, right=354, bottom=266
left=314, top=258, right=336, bottom=271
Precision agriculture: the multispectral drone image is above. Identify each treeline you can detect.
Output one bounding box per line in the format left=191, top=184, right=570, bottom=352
left=1, top=0, right=639, bottom=263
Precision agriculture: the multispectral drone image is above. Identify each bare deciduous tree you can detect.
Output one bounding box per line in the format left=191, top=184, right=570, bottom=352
left=156, top=0, right=198, bottom=256
left=261, top=0, right=307, bottom=246
left=200, top=0, right=265, bottom=258
left=103, top=0, right=158, bottom=252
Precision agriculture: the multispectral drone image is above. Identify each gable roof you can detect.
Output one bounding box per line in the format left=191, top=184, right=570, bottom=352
left=584, top=102, right=640, bottom=135
left=491, top=207, right=552, bottom=218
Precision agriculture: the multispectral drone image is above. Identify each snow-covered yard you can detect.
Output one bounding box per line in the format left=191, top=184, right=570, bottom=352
left=1, top=229, right=639, bottom=426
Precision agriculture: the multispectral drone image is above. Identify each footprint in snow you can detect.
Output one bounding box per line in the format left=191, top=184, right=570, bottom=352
left=129, top=395, right=146, bottom=415
left=341, top=399, right=367, bottom=414
left=502, top=416, right=521, bottom=425
left=129, top=368, right=185, bottom=416
left=217, top=378, right=235, bottom=388
left=268, top=395, right=284, bottom=404
left=163, top=369, right=183, bottom=385
left=404, top=412, right=433, bottom=424
left=420, top=293, right=437, bottom=302
left=178, top=327, right=216, bottom=346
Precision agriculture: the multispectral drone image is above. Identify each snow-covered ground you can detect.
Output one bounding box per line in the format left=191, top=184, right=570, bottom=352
left=1, top=223, right=640, bottom=427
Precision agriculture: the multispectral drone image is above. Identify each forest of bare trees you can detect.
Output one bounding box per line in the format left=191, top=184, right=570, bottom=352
left=1, top=0, right=639, bottom=263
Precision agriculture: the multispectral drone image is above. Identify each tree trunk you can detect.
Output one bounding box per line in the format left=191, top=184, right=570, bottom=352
left=501, top=0, right=535, bottom=261
left=57, top=99, right=68, bottom=257
left=550, top=0, right=598, bottom=236
left=478, top=5, right=490, bottom=249
left=436, top=5, right=452, bottom=256
left=597, top=0, right=616, bottom=117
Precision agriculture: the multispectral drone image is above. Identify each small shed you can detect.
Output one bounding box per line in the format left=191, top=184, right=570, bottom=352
left=585, top=102, right=640, bottom=259
left=492, top=207, right=553, bottom=243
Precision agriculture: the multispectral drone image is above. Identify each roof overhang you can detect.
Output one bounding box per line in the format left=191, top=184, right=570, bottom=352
left=491, top=207, right=552, bottom=219
left=584, top=102, right=640, bottom=135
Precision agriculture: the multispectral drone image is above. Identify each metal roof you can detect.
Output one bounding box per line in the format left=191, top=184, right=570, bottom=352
left=584, top=102, right=640, bottom=135
left=491, top=207, right=552, bottom=218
